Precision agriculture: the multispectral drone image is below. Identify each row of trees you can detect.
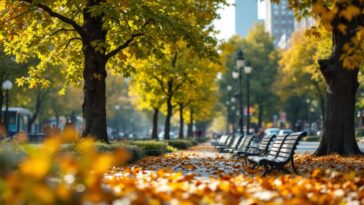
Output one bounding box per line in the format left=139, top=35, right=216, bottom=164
left=129, top=43, right=222, bottom=140
left=0, top=0, right=227, bottom=142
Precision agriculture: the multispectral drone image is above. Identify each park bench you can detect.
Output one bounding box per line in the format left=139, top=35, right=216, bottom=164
left=247, top=132, right=306, bottom=176
left=211, top=135, right=228, bottom=146
left=215, top=134, right=233, bottom=150
left=229, top=135, right=255, bottom=157
left=221, top=134, right=243, bottom=153
left=234, top=134, right=276, bottom=161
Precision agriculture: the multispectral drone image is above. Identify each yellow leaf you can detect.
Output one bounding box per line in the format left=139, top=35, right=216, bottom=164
left=19, top=155, right=51, bottom=178
left=339, top=5, right=360, bottom=21
left=337, top=24, right=347, bottom=34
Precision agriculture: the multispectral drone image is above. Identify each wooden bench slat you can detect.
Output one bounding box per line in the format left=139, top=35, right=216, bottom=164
left=246, top=132, right=307, bottom=176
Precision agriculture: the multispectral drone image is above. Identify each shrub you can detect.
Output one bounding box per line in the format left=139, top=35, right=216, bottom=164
left=123, top=145, right=145, bottom=163
left=95, top=142, right=121, bottom=152
left=167, top=145, right=178, bottom=153
left=167, top=140, right=193, bottom=150
left=0, top=143, right=26, bottom=175
left=62, top=142, right=145, bottom=163
left=195, top=137, right=208, bottom=143
left=190, top=139, right=199, bottom=146
left=127, top=141, right=168, bottom=156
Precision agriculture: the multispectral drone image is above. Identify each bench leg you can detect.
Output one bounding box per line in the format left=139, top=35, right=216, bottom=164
left=248, top=161, right=257, bottom=169
left=241, top=157, right=248, bottom=165
left=291, top=159, right=298, bottom=174
left=260, top=164, right=270, bottom=176
left=278, top=165, right=290, bottom=174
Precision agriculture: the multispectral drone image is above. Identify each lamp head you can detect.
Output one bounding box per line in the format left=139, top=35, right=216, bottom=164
left=232, top=71, right=239, bottom=79
left=236, top=50, right=245, bottom=68
left=2, top=80, right=12, bottom=90
left=244, top=61, right=252, bottom=74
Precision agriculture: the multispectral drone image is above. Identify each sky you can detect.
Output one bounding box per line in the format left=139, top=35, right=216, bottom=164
left=214, top=0, right=266, bottom=41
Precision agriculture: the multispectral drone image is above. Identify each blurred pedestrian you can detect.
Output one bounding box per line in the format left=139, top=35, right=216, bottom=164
left=43, top=123, right=52, bottom=138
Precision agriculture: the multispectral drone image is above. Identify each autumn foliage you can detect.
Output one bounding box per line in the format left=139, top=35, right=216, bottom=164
left=1, top=132, right=364, bottom=204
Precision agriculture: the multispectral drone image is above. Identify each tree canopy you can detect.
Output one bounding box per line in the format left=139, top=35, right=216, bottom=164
left=0, top=0, right=227, bottom=141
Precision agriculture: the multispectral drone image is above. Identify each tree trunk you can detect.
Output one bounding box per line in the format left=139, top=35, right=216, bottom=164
left=81, top=10, right=109, bottom=143
left=258, top=103, right=263, bottom=129
left=315, top=18, right=362, bottom=156
left=0, top=75, right=4, bottom=123
left=28, top=90, right=48, bottom=132
left=0, top=89, right=3, bottom=123
left=187, top=107, right=193, bottom=138
left=312, top=80, right=326, bottom=128
left=151, top=107, right=159, bottom=140
left=226, top=105, right=230, bottom=133
left=164, top=80, right=173, bottom=140
left=55, top=113, right=59, bottom=128
left=178, top=103, right=184, bottom=139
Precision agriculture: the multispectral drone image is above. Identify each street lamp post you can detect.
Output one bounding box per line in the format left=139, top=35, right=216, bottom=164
left=225, top=100, right=230, bottom=133
left=2, top=80, right=13, bottom=134
left=233, top=50, right=245, bottom=136
left=306, top=99, right=311, bottom=135
left=115, top=105, right=120, bottom=134
left=226, top=85, right=233, bottom=133
left=231, top=105, right=236, bottom=133
left=244, top=61, right=252, bottom=135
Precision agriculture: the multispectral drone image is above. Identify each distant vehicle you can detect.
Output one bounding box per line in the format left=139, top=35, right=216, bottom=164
left=278, top=129, right=293, bottom=135
left=264, top=128, right=280, bottom=135
left=128, top=133, right=137, bottom=139
left=158, top=131, right=177, bottom=140
left=2, top=107, right=35, bottom=136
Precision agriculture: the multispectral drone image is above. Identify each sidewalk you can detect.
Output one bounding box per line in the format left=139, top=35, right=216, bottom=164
left=127, top=144, right=244, bottom=177
left=103, top=143, right=364, bottom=204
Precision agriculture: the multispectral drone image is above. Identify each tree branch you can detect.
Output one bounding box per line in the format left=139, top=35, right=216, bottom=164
left=105, top=19, right=153, bottom=59
left=21, top=0, right=84, bottom=37
left=58, top=37, right=82, bottom=54
left=105, top=33, right=144, bottom=59
left=151, top=74, right=168, bottom=95
left=1, top=8, right=34, bottom=24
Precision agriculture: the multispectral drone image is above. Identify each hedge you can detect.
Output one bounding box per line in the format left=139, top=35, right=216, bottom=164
left=127, top=141, right=168, bottom=156
left=167, top=140, right=193, bottom=150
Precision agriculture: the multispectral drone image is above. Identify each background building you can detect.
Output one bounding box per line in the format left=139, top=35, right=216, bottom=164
left=235, top=0, right=258, bottom=36
left=294, top=17, right=315, bottom=32
left=265, top=0, right=294, bottom=48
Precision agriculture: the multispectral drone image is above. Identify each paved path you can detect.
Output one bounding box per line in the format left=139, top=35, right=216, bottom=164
left=104, top=143, right=364, bottom=204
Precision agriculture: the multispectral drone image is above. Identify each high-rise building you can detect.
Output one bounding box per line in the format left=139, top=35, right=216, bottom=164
left=265, top=0, right=295, bottom=48
left=294, top=17, right=315, bottom=32
left=235, top=0, right=258, bottom=37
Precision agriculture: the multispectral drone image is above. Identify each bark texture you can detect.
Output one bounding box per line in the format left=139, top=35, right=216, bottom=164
left=315, top=8, right=363, bottom=155
left=178, top=103, right=184, bottom=139
left=0, top=75, right=4, bottom=123
left=164, top=80, right=173, bottom=140
left=187, top=107, right=193, bottom=138
left=151, top=107, right=159, bottom=140
left=28, top=90, right=48, bottom=132
left=81, top=5, right=109, bottom=143
left=258, top=104, right=263, bottom=129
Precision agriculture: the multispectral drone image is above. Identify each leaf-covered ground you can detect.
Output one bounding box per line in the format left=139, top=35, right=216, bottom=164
left=104, top=143, right=364, bottom=204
